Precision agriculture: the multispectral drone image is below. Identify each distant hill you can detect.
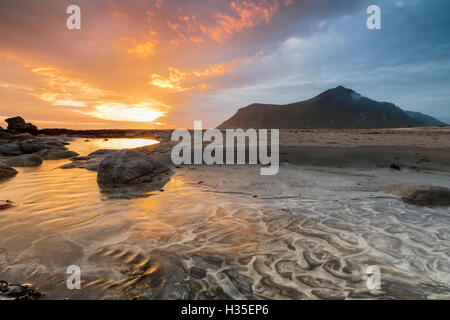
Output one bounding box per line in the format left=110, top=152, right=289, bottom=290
left=218, top=86, right=446, bottom=129
left=405, top=111, right=446, bottom=126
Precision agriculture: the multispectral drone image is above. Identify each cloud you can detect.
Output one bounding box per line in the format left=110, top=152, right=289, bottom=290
left=126, top=40, right=158, bottom=58
left=202, top=0, right=280, bottom=42
left=166, top=0, right=282, bottom=45
left=0, top=54, right=169, bottom=123
left=150, top=50, right=265, bottom=92
left=0, top=0, right=449, bottom=128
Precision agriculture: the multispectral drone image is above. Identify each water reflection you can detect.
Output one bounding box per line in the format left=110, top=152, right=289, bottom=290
left=0, top=139, right=448, bottom=299
left=69, top=138, right=159, bottom=156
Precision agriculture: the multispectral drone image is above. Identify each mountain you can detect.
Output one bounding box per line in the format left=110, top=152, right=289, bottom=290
left=218, top=86, right=445, bottom=129
left=405, top=111, right=446, bottom=126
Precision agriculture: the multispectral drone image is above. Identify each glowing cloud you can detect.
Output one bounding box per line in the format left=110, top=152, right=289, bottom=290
left=126, top=40, right=157, bottom=58
left=150, top=51, right=265, bottom=91
left=168, top=0, right=280, bottom=44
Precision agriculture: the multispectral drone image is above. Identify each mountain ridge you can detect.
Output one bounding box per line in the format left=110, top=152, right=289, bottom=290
left=218, top=86, right=446, bottom=129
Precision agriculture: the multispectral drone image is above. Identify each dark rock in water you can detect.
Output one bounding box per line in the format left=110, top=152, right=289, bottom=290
left=98, top=171, right=173, bottom=199
left=0, top=200, right=14, bottom=210
left=0, top=142, right=22, bottom=156
left=0, top=163, right=18, bottom=181
left=20, top=139, right=47, bottom=153
left=60, top=149, right=118, bottom=171
left=97, top=149, right=171, bottom=185
left=0, top=280, right=45, bottom=300
left=0, top=131, right=12, bottom=140
left=5, top=116, right=38, bottom=134
left=35, top=149, right=79, bottom=160
left=13, top=133, right=34, bottom=140
left=1, top=154, right=43, bottom=167
left=390, top=183, right=450, bottom=206
left=390, top=164, right=401, bottom=171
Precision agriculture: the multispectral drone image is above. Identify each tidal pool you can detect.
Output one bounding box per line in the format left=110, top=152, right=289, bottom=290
left=0, top=139, right=449, bottom=299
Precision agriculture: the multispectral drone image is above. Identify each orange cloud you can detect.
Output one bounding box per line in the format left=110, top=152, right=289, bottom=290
left=150, top=68, right=191, bottom=92
left=168, top=0, right=280, bottom=44
left=30, top=66, right=105, bottom=106
left=1, top=54, right=169, bottom=124
left=125, top=39, right=157, bottom=58
left=203, top=0, right=279, bottom=42
left=150, top=50, right=265, bottom=91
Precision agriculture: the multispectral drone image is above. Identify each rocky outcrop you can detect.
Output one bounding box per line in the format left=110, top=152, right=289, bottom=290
left=5, top=116, right=38, bottom=134
left=1, top=154, right=43, bottom=167
left=19, top=139, right=47, bottom=153
left=0, top=281, right=45, bottom=300
left=390, top=183, right=450, bottom=206
left=0, top=142, right=22, bottom=156
left=97, top=150, right=171, bottom=185
left=0, top=163, right=18, bottom=181
left=60, top=149, right=118, bottom=171
left=0, top=131, right=12, bottom=140
left=35, top=149, right=78, bottom=160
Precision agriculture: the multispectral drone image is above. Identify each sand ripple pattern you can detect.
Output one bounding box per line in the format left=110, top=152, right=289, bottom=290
left=0, top=152, right=449, bottom=299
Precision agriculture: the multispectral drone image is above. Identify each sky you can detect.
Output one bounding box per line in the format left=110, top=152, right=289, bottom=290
left=0, top=0, right=449, bottom=129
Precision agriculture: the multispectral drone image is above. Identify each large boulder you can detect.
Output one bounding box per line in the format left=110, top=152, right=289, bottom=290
left=0, top=131, right=12, bottom=140
left=20, top=139, right=47, bottom=153
left=35, top=149, right=78, bottom=160
left=0, top=163, right=18, bottom=181
left=14, top=133, right=34, bottom=140
left=60, top=149, right=118, bottom=171
left=97, top=149, right=170, bottom=185
left=0, top=142, right=22, bottom=156
left=1, top=154, right=43, bottom=167
left=5, top=117, right=37, bottom=134
left=390, top=183, right=450, bottom=207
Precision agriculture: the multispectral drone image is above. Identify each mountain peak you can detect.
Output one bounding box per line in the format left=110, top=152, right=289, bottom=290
left=218, top=86, right=445, bottom=129
left=323, top=85, right=356, bottom=96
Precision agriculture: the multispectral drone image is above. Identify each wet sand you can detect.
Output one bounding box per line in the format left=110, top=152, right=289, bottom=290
left=1, top=127, right=449, bottom=300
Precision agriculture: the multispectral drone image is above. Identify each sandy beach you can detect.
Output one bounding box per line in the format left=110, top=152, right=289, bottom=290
left=1, top=127, right=449, bottom=299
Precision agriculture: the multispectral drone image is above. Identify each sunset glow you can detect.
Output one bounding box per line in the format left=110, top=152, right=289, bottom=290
left=1, top=0, right=449, bottom=129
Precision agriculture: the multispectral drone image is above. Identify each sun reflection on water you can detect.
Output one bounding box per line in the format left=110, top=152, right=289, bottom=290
left=68, top=138, right=159, bottom=156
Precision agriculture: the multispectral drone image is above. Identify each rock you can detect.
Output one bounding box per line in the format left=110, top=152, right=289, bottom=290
left=5, top=116, right=38, bottom=134
left=60, top=149, right=118, bottom=171
left=1, top=154, right=43, bottom=167
left=0, top=163, right=18, bottom=181
left=390, top=183, right=450, bottom=206
left=0, top=200, right=14, bottom=210
left=35, top=149, right=79, bottom=160
left=0, top=142, right=22, bottom=156
left=0, top=131, right=12, bottom=140
left=12, top=133, right=34, bottom=140
left=20, top=139, right=47, bottom=153
left=97, top=150, right=171, bottom=185
left=42, top=140, right=68, bottom=148
left=0, top=280, right=45, bottom=300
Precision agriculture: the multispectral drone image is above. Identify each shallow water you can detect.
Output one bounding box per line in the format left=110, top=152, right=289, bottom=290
left=0, top=139, right=449, bottom=299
